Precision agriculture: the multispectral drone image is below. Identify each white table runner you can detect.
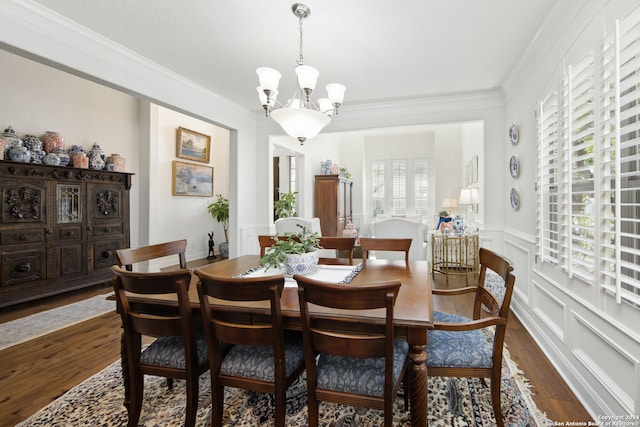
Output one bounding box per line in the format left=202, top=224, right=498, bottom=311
left=235, top=263, right=363, bottom=287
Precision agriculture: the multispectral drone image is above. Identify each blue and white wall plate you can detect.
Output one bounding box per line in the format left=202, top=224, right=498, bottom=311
left=510, top=155, right=520, bottom=178
left=509, top=123, right=519, bottom=145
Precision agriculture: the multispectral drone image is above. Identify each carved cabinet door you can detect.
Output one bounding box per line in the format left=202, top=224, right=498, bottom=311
left=53, top=182, right=87, bottom=280
left=1, top=179, right=48, bottom=288
left=87, top=182, right=130, bottom=273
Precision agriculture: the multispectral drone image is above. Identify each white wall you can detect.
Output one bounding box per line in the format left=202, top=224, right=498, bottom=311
left=151, top=105, right=230, bottom=262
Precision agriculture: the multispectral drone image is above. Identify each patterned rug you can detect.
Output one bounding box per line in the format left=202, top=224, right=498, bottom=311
left=17, top=347, right=551, bottom=427
left=0, top=292, right=115, bottom=350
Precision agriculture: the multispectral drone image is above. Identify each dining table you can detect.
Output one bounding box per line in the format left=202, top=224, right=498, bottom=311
left=123, top=254, right=434, bottom=426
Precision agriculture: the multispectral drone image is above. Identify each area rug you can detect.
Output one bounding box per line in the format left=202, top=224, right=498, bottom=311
left=17, top=347, right=551, bottom=427
left=0, top=292, right=115, bottom=350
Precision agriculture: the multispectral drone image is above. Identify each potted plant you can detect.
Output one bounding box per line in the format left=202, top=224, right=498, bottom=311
left=260, top=224, right=322, bottom=275
left=274, top=191, right=297, bottom=219
left=207, top=194, right=229, bottom=258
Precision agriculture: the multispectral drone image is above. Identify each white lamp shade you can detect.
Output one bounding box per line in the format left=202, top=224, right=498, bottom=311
left=326, top=83, right=346, bottom=104
left=458, top=188, right=480, bottom=205
left=318, top=98, right=334, bottom=115
left=256, top=67, right=281, bottom=93
left=270, top=107, right=331, bottom=141
left=295, top=65, right=319, bottom=92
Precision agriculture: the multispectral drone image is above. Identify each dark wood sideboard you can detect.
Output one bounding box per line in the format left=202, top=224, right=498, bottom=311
left=0, top=161, right=133, bottom=308
left=314, top=174, right=353, bottom=237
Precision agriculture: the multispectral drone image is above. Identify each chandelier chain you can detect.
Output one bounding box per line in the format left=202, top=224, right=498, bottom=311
left=297, top=14, right=304, bottom=65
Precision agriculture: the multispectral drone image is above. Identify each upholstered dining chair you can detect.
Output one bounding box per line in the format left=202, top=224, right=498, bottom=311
left=294, top=275, right=409, bottom=427
left=317, top=236, right=356, bottom=265
left=115, top=239, right=187, bottom=271
left=111, top=265, right=209, bottom=427
left=195, top=270, right=305, bottom=427
left=427, top=247, right=516, bottom=427
left=359, top=237, right=412, bottom=266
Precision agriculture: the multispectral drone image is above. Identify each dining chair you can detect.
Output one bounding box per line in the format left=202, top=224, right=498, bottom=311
left=115, top=239, right=187, bottom=271
left=317, top=236, right=356, bottom=265
left=195, top=270, right=305, bottom=427
left=359, top=237, right=412, bottom=266
left=258, top=235, right=288, bottom=257
left=294, top=275, right=409, bottom=427
left=111, top=265, right=209, bottom=427
left=427, top=247, right=516, bottom=427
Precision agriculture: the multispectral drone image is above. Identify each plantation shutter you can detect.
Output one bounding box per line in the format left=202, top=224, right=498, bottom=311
left=371, top=161, right=385, bottom=218
left=568, top=54, right=596, bottom=281
left=538, top=90, right=562, bottom=265
left=414, top=159, right=430, bottom=218
left=392, top=160, right=407, bottom=215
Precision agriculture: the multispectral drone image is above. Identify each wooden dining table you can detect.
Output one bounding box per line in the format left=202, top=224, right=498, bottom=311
left=124, top=255, right=434, bottom=426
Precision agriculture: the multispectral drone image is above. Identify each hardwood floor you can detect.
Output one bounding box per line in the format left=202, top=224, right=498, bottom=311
left=0, top=268, right=593, bottom=427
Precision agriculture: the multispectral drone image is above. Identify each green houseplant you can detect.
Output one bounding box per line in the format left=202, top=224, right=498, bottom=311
left=274, top=191, right=297, bottom=219
left=260, top=224, right=322, bottom=275
left=207, top=194, right=229, bottom=257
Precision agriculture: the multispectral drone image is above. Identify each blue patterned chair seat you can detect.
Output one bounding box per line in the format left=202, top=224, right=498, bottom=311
left=221, top=331, right=304, bottom=382
left=316, top=339, right=409, bottom=397
left=140, top=331, right=209, bottom=369
left=427, top=311, right=493, bottom=369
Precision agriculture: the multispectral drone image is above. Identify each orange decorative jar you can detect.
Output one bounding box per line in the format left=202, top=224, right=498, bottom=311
left=41, top=131, right=64, bottom=153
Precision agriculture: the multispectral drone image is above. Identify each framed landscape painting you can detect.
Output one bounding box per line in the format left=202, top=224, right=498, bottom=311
left=176, top=126, right=211, bottom=163
left=172, top=161, right=213, bottom=197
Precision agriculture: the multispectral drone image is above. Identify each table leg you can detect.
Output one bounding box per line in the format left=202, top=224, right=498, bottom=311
left=408, top=342, right=428, bottom=426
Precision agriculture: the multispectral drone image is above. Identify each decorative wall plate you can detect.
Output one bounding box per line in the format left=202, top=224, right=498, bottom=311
left=509, top=123, right=519, bottom=145
left=510, top=188, right=520, bottom=210
left=509, top=155, right=520, bottom=178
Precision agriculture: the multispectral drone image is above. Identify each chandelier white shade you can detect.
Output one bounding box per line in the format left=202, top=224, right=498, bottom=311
left=256, top=3, right=346, bottom=145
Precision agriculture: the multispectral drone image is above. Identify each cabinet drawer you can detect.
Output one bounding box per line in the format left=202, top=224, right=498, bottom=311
left=1, top=229, right=45, bottom=245
left=59, top=226, right=82, bottom=241
left=1, top=249, right=45, bottom=286
left=94, top=240, right=122, bottom=269
left=93, top=224, right=123, bottom=236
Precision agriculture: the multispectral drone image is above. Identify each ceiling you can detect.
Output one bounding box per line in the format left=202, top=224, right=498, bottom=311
left=33, top=0, right=556, bottom=114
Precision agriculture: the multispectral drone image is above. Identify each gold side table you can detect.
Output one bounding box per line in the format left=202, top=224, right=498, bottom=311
left=431, top=232, right=479, bottom=284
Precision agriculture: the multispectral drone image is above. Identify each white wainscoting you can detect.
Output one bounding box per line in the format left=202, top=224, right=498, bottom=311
left=503, top=228, right=640, bottom=418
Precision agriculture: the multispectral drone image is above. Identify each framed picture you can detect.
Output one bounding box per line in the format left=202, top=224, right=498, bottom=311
left=465, top=163, right=470, bottom=186
left=176, top=126, right=211, bottom=163
left=172, top=161, right=213, bottom=197
left=472, top=155, right=478, bottom=183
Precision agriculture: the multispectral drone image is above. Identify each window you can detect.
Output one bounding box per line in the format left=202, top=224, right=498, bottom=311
left=537, top=8, right=640, bottom=306
left=369, top=158, right=431, bottom=221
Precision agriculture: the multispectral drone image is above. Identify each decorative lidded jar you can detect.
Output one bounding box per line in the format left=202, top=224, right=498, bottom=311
left=88, top=143, right=106, bottom=170
left=9, top=145, right=31, bottom=163
left=107, top=153, right=126, bottom=172
left=2, top=126, right=23, bottom=158
left=41, top=131, right=64, bottom=153
left=43, top=152, right=61, bottom=166
left=52, top=146, right=70, bottom=166
left=342, top=221, right=358, bottom=239
left=72, top=151, right=89, bottom=169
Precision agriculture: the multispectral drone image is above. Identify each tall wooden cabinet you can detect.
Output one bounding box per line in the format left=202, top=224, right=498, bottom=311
left=0, top=162, right=133, bottom=307
left=314, top=175, right=353, bottom=237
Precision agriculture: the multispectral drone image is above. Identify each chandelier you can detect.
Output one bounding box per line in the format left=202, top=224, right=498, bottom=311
left=256, top=3, right=346, bottom=145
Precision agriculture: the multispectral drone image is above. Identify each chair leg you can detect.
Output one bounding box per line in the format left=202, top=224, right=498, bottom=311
left=274, top=388, right=286, bottom=427
left=127, top=372, right=144, bottom=427
left=490, top=374, right=504, bottom=427
left=212, top=383, right=225, bottom=427
left=307, top=392, right=320, bottom=427
left=184, top=376, right=199, bottom=427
